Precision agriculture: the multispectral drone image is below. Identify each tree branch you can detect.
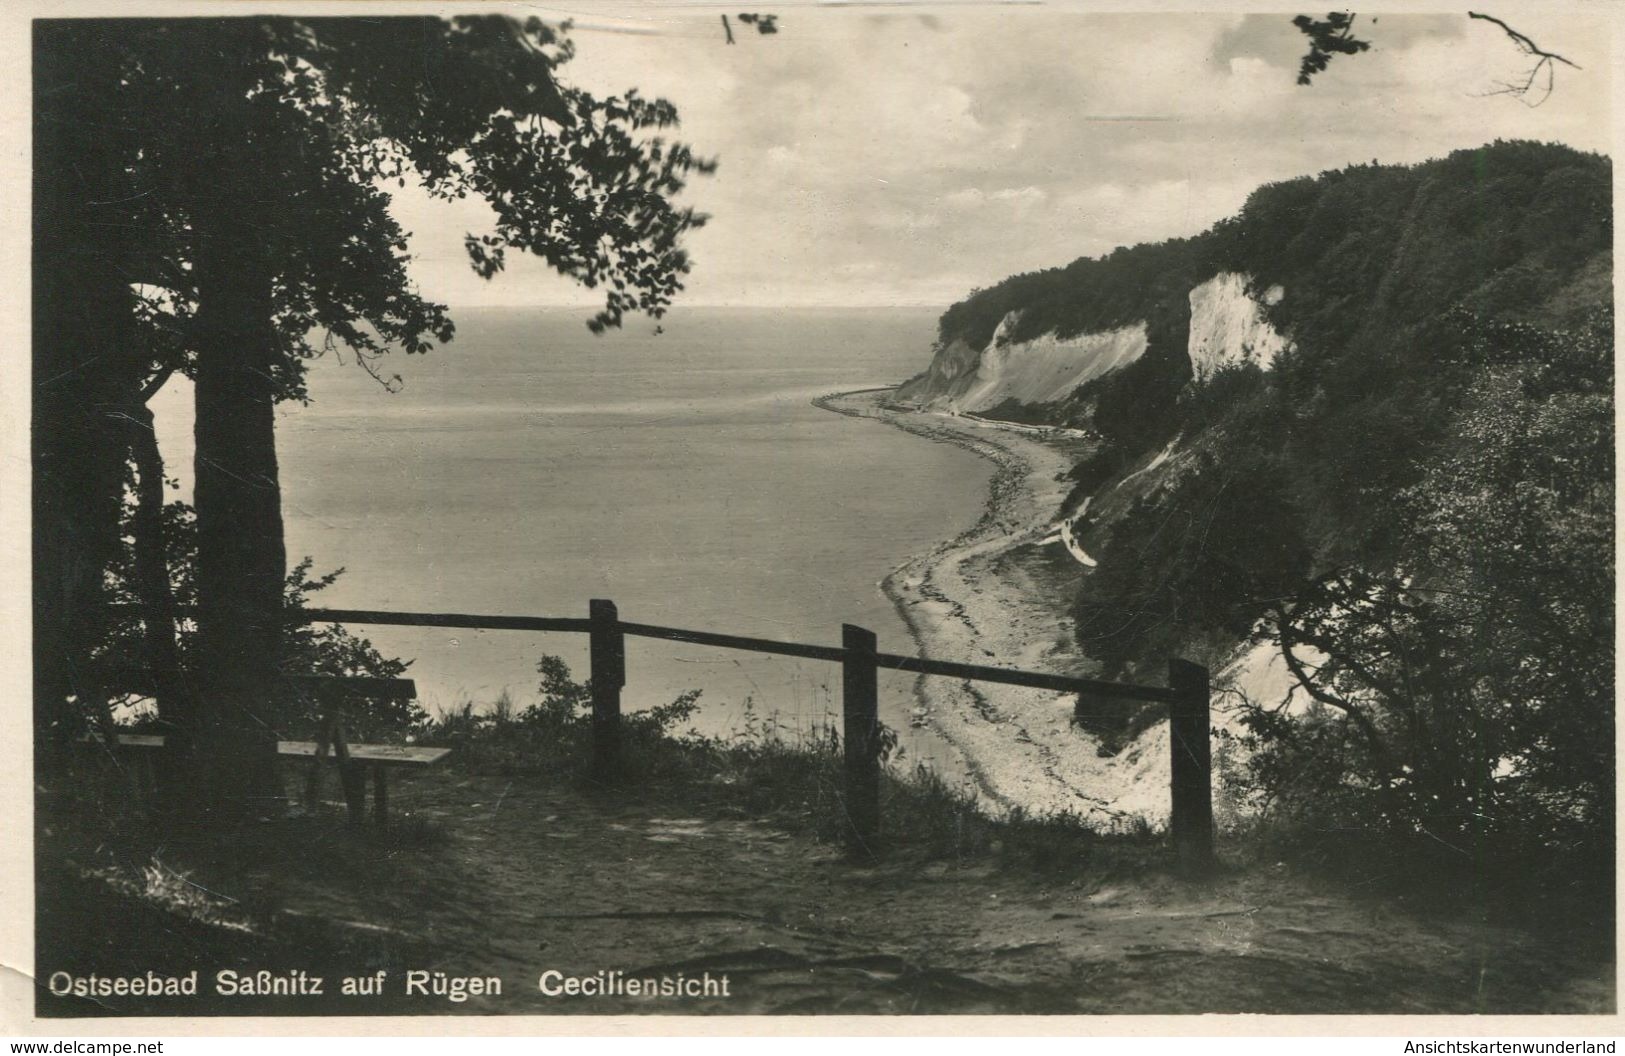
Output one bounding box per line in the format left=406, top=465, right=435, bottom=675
left=139, top=365, right=176, bottom=404
left=1468, top=11, right=1580, bottom=107
left=1274, top=604, right=1392, bottom=763
left=1468, top=11, right=1581, bottom=70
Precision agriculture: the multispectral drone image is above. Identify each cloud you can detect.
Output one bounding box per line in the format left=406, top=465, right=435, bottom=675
left=991, top=186, right=1046, bottom=205
left=392, top=9, right=1610, bottom=310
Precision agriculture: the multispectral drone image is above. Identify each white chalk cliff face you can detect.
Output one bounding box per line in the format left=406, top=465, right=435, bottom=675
left=894, top=312, right=1148, bottom=414
left=1186, top=272, right=1288, bottom=375
left=894, top=271, right=1290, bottom=414
left=961, top=315, right=1149, bottom=412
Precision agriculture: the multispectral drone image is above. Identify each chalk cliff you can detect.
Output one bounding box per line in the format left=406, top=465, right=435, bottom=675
left=1186, top=272, right=1288, bottom=375
left=895, top=270, right=1287, bottom=415
left=895, top=314, right=1149, bottom=414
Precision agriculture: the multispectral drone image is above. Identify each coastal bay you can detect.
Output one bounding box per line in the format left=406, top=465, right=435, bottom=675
left=148, top=306, right=1184, bottom=816
left=150, top=307, right=992, bottom=774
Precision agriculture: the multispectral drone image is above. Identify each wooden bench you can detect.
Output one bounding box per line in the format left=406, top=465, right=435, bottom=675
left=93, top=671, right=449, bottom=827
left=102, top=733, right=449, bottom=826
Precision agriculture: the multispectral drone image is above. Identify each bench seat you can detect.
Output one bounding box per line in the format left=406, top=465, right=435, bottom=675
left=98, top=732, right=447, bottom=825
left=92, top=671, right=438, bottom=827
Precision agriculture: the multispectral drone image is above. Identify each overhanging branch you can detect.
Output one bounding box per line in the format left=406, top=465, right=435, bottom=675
left=1468, top=11, right=1581, bottom=107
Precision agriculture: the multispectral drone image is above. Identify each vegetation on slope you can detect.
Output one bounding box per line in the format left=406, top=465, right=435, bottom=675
left=935, top=140, right=1613, bottom=893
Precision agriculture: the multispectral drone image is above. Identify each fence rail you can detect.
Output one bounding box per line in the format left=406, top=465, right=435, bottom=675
left=106, top=600, right=1214, bottom=869
left=302, top=608, right=591, bottom=634
left=297, top=609, right=1179, bottom=702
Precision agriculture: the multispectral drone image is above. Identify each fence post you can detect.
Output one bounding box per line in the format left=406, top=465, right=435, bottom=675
left=1167, top=658, right=1214, bottom=874
left=589, top=599, right=624, bottom=781
left=841, top=623, right=881, bottom=857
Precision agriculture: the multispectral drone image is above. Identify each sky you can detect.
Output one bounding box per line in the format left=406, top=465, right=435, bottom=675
left=385, top=4, right=1612, bottom=310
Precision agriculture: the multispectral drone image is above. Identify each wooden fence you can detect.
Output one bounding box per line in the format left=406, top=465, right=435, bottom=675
left=112, top=601, right=1216, bottom=870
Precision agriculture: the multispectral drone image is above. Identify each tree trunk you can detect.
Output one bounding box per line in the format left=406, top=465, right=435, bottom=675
left=126, top=401, right=190, bottom=732
left=33, top=253, right=138, bottom=767
left=186, top=221, right=286, bottom=823
left=33, top=21, right=149, bottom=778
left=127, top=399, right=198, bottom=816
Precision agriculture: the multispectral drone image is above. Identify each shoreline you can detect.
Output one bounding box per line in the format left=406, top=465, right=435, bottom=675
left=816, top=389, right=1037, bottom=808
left=816, top=388, right=1176, bottom=825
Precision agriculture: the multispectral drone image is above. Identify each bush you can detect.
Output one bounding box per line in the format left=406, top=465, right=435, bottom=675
left=1212, top=311, right=1613, bottom=900
left=415, top=655, right=702, bottom=780
left=99, top=501, right=422, bottom=742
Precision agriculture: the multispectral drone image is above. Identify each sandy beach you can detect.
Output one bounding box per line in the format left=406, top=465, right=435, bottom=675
left=817, top=389, right=1184, bottom=826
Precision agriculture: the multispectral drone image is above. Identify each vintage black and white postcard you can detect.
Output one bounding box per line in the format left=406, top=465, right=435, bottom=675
left=4, top=0, right=1620, bottom=1037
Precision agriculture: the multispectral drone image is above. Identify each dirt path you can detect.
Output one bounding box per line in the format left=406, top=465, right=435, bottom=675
left=189, top=768, right=1611, bottom=1016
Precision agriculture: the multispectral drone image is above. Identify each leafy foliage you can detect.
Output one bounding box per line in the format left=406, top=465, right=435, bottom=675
left=41, top=15, right=716, bottom=395
left=522, top=655, right=704, bottom=743
left=414, top=655, right=703, bottom=780
left=99, top=501, right=419, bottom=741
left=1291, top=12, right=1371, bottom=86
left=936, top=237, right=1202, bottom=353
left=1086, top=304, right=1613, bottom=860
left=1074, top=441, right=1311, bottom=675
left=736, top=14, right=779, bottom=35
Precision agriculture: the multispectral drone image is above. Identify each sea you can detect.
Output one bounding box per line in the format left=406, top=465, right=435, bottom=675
left=151, top=306, right=992, bottom=775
